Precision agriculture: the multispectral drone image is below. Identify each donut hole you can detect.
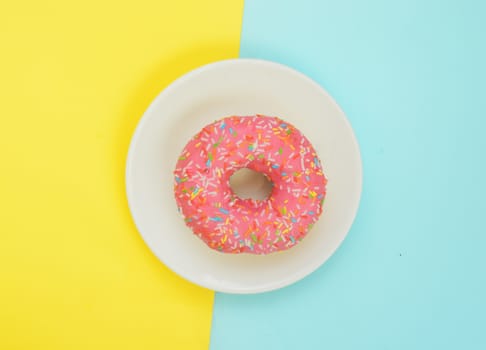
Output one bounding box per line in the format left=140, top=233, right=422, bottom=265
left=229, top=168, right=273, bottom=201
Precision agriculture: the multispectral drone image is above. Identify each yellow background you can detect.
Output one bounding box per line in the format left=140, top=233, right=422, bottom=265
left=0, top=1, right=243, bottom=348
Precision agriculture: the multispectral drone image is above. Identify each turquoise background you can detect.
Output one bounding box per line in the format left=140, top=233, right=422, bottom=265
left=211, top=0, right=486, bottom=349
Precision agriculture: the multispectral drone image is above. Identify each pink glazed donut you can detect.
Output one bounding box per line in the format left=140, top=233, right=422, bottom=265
left=173, top=115, right=327, bottom=254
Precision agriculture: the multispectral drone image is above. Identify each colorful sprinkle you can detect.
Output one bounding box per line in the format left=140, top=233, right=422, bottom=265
left=219, top=208, right=229, bottom=215
left=190, top=186, right=201, bottom=200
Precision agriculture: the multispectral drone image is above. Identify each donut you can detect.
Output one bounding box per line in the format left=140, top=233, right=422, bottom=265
left=173, top=115, right=327, bottom=254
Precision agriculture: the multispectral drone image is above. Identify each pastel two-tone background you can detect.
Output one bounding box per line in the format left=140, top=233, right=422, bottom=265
left=1, top=0, right=485, bottom=349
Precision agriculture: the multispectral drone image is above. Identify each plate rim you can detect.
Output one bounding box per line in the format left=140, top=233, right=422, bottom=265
left=125, top=58, right=363, bottom=293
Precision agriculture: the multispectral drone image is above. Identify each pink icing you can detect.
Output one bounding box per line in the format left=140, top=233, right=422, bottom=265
left=173, top=115, right=327, bottom=254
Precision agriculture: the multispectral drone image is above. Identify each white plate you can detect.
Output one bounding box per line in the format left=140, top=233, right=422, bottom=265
left=126, top=59, right=362, bottom=294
